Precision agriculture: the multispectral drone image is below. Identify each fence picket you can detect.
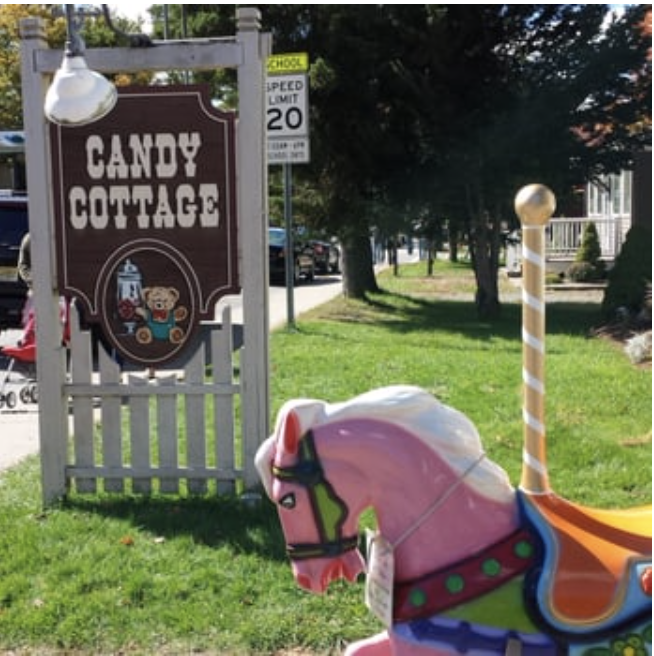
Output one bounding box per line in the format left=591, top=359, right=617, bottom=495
left=98, top=347, right=124, bottom=493
left=213, top=307, right=237, bottom=494
left=128, top=374, right=152, bottom=494
left=157, top=374, right=179, bottom=494
left=69, top=305, right=96, bottom=493
left=184, top=342, right=208, bottom=495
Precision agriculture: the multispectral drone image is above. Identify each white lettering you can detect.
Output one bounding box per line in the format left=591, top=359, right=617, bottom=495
left=86, top=136, right=104, bottom=180
left=105, top=135, right=129, bottom=180
left=198, top=184, right=220, bottom=227
left=83, top=132, right=204, bottom=182
left=128, top=134, right=153, bottom=178
left=88, top=187, right=109, bottom=229
left=132, top=185, right=154, bottom=228
left=155, top=133, right=177, bottom=179
left=152, top=185, right=175, bottom=228
left=176, top=184, right=196, bottom=228
left=66, top=183, right=222, bottom=230
left=178, top=133, right=201, bottom=177
left=69, top=186, right=88, bottom=228
left=109, top=186, right=130, bottom=229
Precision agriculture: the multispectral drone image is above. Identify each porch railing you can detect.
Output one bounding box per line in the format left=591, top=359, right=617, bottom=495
left=545, top=215, right=629, bottom=261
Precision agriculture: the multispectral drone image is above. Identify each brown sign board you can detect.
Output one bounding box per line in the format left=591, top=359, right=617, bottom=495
left=50, top=85, right=238, bottom=366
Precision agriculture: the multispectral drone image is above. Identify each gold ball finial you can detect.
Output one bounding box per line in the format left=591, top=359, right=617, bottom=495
left=514, top=184, right=556, bottom=227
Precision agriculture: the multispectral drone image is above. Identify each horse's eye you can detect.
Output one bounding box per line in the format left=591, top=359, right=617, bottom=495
left=279, top=493, right=296, bottom=509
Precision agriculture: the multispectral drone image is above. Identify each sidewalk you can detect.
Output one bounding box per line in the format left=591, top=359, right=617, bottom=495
left=0, top=327, right=40, bottom=471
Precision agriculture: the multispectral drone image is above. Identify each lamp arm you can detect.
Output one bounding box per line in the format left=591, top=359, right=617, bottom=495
left=100, top=4, right=153, bottom=48
left=64, top=4, right=85, bottom=57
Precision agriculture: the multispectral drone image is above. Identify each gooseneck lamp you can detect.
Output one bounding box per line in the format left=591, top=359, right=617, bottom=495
left=44, top=5, right=118, bottom=126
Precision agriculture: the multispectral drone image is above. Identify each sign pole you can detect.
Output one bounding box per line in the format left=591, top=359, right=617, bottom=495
left=283, top=162, right=296, bottom=329
left=266, top=53, right=309, bottom=330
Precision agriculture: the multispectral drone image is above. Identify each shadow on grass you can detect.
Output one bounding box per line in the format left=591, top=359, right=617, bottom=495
left=346, top=290, right=603, bottom=343
left=61, top=493, right=289, bottom=561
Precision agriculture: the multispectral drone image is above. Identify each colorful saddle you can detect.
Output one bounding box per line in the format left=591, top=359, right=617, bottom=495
left=519, top=490, right=652, bottom=638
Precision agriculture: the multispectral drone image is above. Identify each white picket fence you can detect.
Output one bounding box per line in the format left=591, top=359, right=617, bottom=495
left=63, top=304, right=242, bottom=495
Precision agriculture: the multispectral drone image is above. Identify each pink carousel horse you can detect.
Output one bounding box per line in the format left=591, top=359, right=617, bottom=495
left=255, top=385, right=651, bottom=655
left=255, top=186, right=651, bottom=655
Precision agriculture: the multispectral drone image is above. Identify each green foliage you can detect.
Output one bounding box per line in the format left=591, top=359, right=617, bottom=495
left=575, top=222, right=603, bottom=265
left=567, top=222, right=606, bottom=282
left=0, top=5, right=62, bottom=129
left=602, top=224, right=653, bottom=317
left=567, top=261, right=602, bottom=283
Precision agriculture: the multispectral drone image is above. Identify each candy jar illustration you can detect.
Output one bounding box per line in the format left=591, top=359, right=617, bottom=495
left=116, top=259, right=143, bottom=335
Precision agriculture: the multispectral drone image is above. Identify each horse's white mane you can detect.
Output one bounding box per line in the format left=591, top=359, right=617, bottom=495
left=256, top=385, right=514, bottom=503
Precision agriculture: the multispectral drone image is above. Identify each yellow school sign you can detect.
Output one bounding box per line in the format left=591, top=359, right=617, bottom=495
left=266, top=53, right=310, bottom=164
left=267, top=52, right=309, bottom=75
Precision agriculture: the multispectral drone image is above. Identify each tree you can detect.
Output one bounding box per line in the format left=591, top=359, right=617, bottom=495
left=408, top=5, right=651, bottom=316
left=0, top=5, right=63, bottom=129
left=272, top=5, right=650, bottom=310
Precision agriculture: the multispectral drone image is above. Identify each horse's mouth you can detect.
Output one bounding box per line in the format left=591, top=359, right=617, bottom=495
left=293, top=551, right=366, bottom=594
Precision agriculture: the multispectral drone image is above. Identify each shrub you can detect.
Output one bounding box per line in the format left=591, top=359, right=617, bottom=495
left=567, top=261, right=601, bottom=283
left=602, top=224, right=653, bottom=319
left=567, top=222, right=605, bottom=282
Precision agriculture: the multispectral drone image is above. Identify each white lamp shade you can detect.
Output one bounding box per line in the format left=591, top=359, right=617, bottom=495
left=44, top=55, right=117, bottom=126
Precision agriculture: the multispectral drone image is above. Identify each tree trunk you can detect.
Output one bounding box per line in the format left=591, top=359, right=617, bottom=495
left=469, top=212, right=502, bottom=320
left=342, top=228, right=379, bottom=299
left=473, top=253, right=501, bottom=319
left=448, top=229, right=459, bottom=263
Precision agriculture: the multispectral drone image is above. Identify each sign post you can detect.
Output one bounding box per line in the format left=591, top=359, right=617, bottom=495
left=20, top=9, right=270, bottom=503
left=266, top=53, right=310, bottom=329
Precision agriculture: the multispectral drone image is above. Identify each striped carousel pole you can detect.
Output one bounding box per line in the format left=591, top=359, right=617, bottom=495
left=514, top=184, right=557, bottom=495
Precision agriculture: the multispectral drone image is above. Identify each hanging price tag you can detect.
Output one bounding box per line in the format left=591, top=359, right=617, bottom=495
left=365, top=530, right=394, bottom=627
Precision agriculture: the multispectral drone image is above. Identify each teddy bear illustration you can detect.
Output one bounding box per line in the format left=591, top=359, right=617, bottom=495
left=134, top=286, right=188, bottom=345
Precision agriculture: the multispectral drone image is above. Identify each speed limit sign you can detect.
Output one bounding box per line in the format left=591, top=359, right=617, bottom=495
left=266, top=53, right=310, bottom=164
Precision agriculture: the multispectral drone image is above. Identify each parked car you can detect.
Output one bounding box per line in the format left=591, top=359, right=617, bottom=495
left=269, top=227, right=315, bottom=285
left=307, top=239, right=331, bottom=275
left=307, top=239, right=341, bottom=275
left=0, top=193, right=29, bottom=331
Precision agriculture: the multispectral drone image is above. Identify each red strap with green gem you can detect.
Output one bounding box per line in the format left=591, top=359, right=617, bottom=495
left=393, top=528, right=537, bottom=622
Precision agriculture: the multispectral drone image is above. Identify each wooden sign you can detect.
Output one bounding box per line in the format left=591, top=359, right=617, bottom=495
left=50, top=85, right=238, bottom=366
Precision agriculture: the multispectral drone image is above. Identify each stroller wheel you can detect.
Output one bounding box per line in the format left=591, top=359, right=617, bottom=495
left=20, top=385, right=32, bottom=404
left=29, top=383, right=38, bottom=404
left=5, top=390, right=17, bottom=409
left=0, top=394, right=4, bottom=409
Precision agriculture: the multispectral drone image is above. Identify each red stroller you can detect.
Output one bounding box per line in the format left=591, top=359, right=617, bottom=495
left=0, top=298, right=69, bottom=410
left=0, top=312, right=38, bottom=410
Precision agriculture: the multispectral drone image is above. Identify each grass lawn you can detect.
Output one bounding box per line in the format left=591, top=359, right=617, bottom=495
left=0, top=259, right=650, bottom=655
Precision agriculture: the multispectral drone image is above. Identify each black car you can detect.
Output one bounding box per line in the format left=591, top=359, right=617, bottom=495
left=269, top=227, right=315, bottom=284
left=0, top=194, right=29, bottom=331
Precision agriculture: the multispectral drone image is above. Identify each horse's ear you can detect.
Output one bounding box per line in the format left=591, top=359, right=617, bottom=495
left=281, top=410, right=302, bottom=456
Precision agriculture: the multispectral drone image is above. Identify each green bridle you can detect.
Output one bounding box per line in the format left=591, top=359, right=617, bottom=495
left=272, top=431, right=359, bottom=561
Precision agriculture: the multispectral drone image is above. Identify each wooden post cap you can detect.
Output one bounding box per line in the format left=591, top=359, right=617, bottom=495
left=514, top=184, right=556, bottom=227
